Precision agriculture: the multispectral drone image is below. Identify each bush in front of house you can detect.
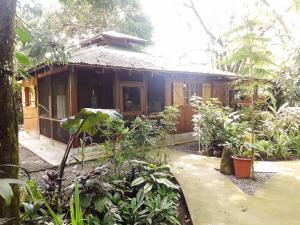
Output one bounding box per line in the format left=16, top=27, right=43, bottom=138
left=191, top=94, right=300, bottom=160
left=18, top=106, right=184, bottom=225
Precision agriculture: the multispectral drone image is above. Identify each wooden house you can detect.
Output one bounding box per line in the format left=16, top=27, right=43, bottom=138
left=22, top=31, right=239, bottom=144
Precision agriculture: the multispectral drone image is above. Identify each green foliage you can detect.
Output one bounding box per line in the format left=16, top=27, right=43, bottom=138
left=153, top=106, right=180, bottom=164
left=0, top=178, right=24, bottom=206
left=131, top=161, right=179, bottom=191
left=19, top=0, right=152, bottom=52
left=224, top=112, right=249, bottom=153
left=59, top=108, right=122, bottom=190
left=21, top=180, right=63, bottom=225
left=159, top=106, right=180, bottom=134
left=61, top=108, right=122, bottom=136
left=70, top=180, right=84, bottom=225
left=224, top=18, right=275, bottom=78
left=256, top=104, right=300, bottom=159
left=191, top=96, right=227, bottom=149
left=128, top=117, right=157, bottom=153
left=32, top=158, right=180, bottom=225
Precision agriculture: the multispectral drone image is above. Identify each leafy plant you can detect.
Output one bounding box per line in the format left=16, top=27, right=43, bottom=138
left=21, top=180, right=63, bottom=225
left=60, top=108, right=121, bottom=190
left=154, top=106, right=180, bottom=164
left=191, top=96, right=227, bottom=152
left=131, top=161, right=179, bottom=192
left=0, top=178, right=24, bottom=206
left=70, top=180, right=84, bottom=225
left=223, top=111, right=249, bottom=153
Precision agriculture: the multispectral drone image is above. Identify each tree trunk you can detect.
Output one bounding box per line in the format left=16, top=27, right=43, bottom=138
left=0, top=1, right=19, bottom=224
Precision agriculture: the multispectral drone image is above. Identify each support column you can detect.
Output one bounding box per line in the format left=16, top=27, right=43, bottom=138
left=69, top=65, right=77, bottom=116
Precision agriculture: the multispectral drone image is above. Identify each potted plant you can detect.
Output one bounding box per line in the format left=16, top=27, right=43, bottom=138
left=231, top=142, right=253, bottom=178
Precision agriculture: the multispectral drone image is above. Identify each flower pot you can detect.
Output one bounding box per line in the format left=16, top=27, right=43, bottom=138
left=231, top=156, right=252, bottom=179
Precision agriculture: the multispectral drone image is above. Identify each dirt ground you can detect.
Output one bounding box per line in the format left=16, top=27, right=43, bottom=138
left=19, top=145, right=98, bottom=185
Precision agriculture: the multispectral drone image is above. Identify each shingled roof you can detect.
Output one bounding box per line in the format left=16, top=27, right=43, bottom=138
left=69, top=45, right=237, bottom=77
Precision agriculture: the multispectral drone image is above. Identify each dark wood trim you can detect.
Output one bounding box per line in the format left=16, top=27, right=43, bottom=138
left=69, top=63, right=238, bottom=81
left=49, top=74, right=53, bottom=140
left=69, top=65, right=77, bottom=116
left=144, top=74, right=147, bottom=115
left=36, top=71, right=40, bottom=135
left=37, top=66, right=68, bottom=79
left=115, top=69, right=120, bottom=110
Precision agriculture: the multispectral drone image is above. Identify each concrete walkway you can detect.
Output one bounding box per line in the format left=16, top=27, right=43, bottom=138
left=19, top=131, right=196, bottom=166
left=19, top=131, right=67, bottom=166
left=169, top=150, right=300, bottom=225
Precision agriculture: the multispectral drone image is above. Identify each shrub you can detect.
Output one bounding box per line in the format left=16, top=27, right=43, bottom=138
left=190, top=96, right=227, bottom=153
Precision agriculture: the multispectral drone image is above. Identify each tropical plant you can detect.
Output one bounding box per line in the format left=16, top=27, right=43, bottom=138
left=223, top=112, right=249, bottom=152
left=190, top=95, right=227, bottom=152
left=131, top=161, right=179, bottom=192
left=145, top=192, right=180, bottom=225
left=128, top=116, right=157, bottom=155
left=21, top=180, right=63, bottom=225
left=60, top=108, right=121, bottom=190
left=154, top=106, right=180, bottom=164
left=70, top=180, right=84, bottom=225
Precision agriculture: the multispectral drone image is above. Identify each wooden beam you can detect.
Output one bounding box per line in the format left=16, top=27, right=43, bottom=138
left=69, top=65, right=77, bottom=116
left=114, top=69, right=120, bottom=111
left=37, top=66, right=68, bottom=79
left=49, top=75, right=53, bottom=142
left=143, top=74, right=147, bottom=115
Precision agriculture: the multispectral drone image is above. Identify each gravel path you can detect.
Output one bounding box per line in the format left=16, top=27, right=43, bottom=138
left=223, top=172, right=276, bottom=196
left=19, top=145, right=52, bottom=172
left=19, top=145, right=100, bottom=185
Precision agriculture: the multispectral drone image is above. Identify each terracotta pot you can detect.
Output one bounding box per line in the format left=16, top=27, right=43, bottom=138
left=231, top=156, right=252, bottom=179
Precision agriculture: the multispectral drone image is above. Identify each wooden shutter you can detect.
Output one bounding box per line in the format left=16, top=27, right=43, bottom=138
left=173, top=81, right=184, bottom=105
left=202, top=83, right=211, bottom=101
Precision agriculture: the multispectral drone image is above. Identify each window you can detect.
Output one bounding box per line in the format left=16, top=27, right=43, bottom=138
left=147, top=76, right=165, bottom=114
left=184, top=83, right=202, bottom=104
left=123, top=86, right=141, bottom=112
left=52, top=74, right=69, bottom=119
left=38, top=77, right=51, bottom=117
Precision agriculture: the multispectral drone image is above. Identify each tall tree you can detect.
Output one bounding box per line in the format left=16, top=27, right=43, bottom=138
left=0, top=0, right=19, bottom=224
left=18, top=0, right=153, bottom=66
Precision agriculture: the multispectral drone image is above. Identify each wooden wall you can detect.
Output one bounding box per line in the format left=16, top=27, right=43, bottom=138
left=22, top=77, right=39, bottom=134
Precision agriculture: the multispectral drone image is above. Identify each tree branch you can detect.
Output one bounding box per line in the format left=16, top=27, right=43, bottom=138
left=183, top=0, right=223, bottom=46
left=260, top=0, right=291, bottom=40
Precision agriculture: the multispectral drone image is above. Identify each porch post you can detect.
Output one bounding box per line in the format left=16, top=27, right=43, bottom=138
left=114, top=69, right=120, bottom=111
left=69, top=65, right=77, bottom=116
